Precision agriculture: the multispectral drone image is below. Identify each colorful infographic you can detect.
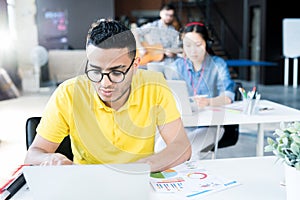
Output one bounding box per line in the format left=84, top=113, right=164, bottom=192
left=150, top=169, right=178, bottom=179
left=150, top=160, right=240, bottom=199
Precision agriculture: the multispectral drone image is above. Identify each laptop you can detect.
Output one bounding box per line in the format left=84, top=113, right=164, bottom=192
left=22, top=163, right=150, bottom=200
left=146, top=62, right=165, bottom=74
left=146, top=62, right=178, bottom=80
left=167, top=80, right=199, bottom=115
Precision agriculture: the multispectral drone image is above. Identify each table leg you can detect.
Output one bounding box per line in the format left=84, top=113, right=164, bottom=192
left=256, top=123, right=265, bottom=156
left=284, top=58, right=289, bottom=87
left=211, top=125, right=221, bottom=159
left=293, top=58, right=298, bottom=88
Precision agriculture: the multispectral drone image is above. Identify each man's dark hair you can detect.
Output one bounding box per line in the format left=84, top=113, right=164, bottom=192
left=160, top=3, right=176, bottom=12
left=86, top=18, right=136, bottom=59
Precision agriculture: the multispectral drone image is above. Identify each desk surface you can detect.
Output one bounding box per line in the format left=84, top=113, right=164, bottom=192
left=12, top=156, right=285, bottom=200
left=152, top=156, right=285, bottom=200
left=182, top=100, right=300, bottom=157
left=182, top=100, right=300, bottom=127
left=1, top=94, right=299, bottom=159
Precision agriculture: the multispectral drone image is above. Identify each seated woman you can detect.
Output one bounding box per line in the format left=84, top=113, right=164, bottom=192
left=160, top=22, right=235, bottom=160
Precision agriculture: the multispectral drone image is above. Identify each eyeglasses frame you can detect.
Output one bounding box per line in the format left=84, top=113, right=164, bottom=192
left=85, top=58, right=135, bottom=83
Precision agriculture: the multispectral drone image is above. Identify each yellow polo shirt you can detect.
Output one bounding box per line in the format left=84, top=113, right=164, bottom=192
left=37, top=69, right=180, bottom=164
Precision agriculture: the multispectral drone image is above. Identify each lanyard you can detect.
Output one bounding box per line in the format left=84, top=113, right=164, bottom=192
left=184, top=58, right=206, bottom=96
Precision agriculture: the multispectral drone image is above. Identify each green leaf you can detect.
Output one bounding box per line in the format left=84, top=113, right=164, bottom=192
left=291, top=134, right=300, bottom=144
left=291, top=142, right=300, bottom=155
left=274, top=129, right=284, bottom=137
left=283, top=130, right=292, bottom=137
left=267, top=137, right=275, bottom=145
left=264, top=145, right=274, bottom=152
left=277, top=145, right=284, bottom=153
left=293, top=121, right=300, bottom=130
left=287, top=127, right=297, bottom=133
left=270, top=121, right=300, bottom=169
left=282, top=137, right=289, bottom=146
left=279, top=121, right=286, bottom=130
left=285, top=156, right=292, bottom=165
left=294, top=162, right=300, bottom=171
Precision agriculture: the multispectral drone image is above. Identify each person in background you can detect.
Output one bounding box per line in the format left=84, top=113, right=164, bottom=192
left=134, top=3, right=182, bottom=66
left=162, top=22, right=235, bottom=159
left=24, top=18, right=191, bottom=172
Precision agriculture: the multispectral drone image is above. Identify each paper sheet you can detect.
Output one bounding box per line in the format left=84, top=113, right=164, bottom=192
left=150, top=160, right=241, bottom=199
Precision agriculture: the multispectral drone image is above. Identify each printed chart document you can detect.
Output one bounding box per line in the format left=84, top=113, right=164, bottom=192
left=150, top=160, right=240, bottom=199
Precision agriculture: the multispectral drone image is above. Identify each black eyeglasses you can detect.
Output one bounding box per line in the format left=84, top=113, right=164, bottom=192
left=85, top=58, right=135, bottom=83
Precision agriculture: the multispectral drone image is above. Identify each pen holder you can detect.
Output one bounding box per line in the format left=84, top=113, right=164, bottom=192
left=243, top=99, right=259, bottom=115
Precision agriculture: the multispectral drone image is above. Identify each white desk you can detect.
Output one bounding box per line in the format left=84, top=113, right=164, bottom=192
left=1, top=94, right=300, bottom=159
left=11, top=156, right=285, bottom=200
left=152, top=156, right=285, bottom=200
left=182, top=100, right=300, bottom=158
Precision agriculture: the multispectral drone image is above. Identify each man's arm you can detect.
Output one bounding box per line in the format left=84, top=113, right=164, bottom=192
left=24, top=135, right=73, bottom=165
left=136, top=118, right=191, bottom=172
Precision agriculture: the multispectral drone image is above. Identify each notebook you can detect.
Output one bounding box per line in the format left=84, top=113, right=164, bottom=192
left=22, top=163, right=150, bottom=200
left=167, top=80, right=199, bottom=115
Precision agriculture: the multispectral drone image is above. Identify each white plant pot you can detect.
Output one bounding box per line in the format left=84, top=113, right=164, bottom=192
left=285, top=163, right=300, bottom=200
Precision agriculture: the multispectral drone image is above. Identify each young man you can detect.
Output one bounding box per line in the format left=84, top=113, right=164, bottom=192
left=24, top=18, right=191, bottom=172
left=134, top=3, right=181, bottom=65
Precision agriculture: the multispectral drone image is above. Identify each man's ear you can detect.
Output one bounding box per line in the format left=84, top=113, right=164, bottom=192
left=133, top=57, right=140, bottom=72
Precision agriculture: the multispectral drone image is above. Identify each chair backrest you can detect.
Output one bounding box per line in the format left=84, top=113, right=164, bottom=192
left=26, top=117, right=73, bottom=161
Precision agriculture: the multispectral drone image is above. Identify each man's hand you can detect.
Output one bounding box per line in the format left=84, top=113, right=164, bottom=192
left=40, top=153, right=73, bottom=166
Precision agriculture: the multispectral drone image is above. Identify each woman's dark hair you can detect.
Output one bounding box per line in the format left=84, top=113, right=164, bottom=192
left=181, top=22, right=215, bottom=55
left=86, top=18, right=136, bottom=59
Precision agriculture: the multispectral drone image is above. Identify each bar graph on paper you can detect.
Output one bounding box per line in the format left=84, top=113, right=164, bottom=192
left=150, top=160, right=240, bottom=199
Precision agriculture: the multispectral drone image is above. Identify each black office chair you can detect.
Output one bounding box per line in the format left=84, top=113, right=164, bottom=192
left=25, top=117, right=73, bottom=161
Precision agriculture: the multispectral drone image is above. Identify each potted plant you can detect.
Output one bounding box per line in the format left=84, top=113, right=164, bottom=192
left=264, top=121, right=300, bottom=200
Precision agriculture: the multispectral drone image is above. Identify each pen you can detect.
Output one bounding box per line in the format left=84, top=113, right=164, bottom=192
left=0, top=190, right=10, bottom=200
left=238, top=87, right=247, bottom=99
left=0, top=165, right=28, bottom=200
left=252, top=86, right=257, bottom=99
left=259, top=107, right=274, bottom=111
left=256, top=93, right=261, bottom=100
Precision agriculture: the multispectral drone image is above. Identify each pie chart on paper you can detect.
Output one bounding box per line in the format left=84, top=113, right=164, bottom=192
left=150, top=169, right=178, bottom=178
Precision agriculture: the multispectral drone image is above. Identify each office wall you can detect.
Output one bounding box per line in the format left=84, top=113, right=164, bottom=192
left=261, top=0, right=300, bottom=85
left=8, top=0, right=299, bottom=86
left=115, top=0, right=164, bottom=22
left=1, top=0, right=36, bottom=88
left=36, top=0, right=114, bottom=49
